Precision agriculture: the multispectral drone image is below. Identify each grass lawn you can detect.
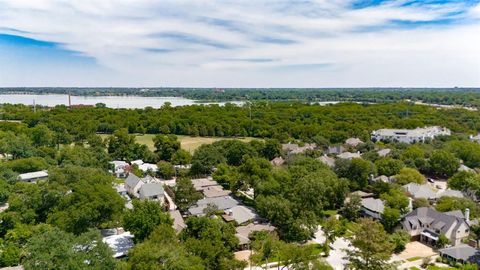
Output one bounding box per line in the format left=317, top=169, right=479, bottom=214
left=99, top=134, right=259, bottom=153
left=426, top=266, right=456, bottom=270
left=407, top=256, right=423, bottom=262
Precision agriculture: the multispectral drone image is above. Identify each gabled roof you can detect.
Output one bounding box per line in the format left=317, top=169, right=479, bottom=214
left=345, top=138, right=363, bottom=147
left=203, top=185, right=231, bottom=198
left=437, top=189, right=464, bottom=199
left=377, top=148, right=391, bottom=157
left=139, top=183, right=164, bottom=198
left=439, top=244, right=477, bottom=261
left=403, top=183, right=437, bottom=199
left=403, top=207, right=467, bottom=236
left=361, top=198, right=385, bottom=214
left=224, top=206, right=258, bottom=224
left=270, top=157, right=285, bottom=166
left=235, top=223, right=276, bottom=245
left=188, top=196, right=240, bottom=215
left=125, top=174, right=141, bottom=189
left=337, top=152, right=361, bottom=160
left=318, top=155, right=335, bottom=167
left=170, top=210, right=186, bottom=233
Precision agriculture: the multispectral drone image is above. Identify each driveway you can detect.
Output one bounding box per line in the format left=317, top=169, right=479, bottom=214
left=311, top=226, right=349, bottom=270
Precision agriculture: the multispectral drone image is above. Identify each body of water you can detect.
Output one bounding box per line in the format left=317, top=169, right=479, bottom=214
left=0, top=94, right=243, bottom=109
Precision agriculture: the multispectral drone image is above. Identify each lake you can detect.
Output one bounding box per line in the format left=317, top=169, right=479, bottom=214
left=0, top=94, right=243, bottom=109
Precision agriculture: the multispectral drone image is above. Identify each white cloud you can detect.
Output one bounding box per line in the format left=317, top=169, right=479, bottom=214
left=0, top=0, right=478, bottom=87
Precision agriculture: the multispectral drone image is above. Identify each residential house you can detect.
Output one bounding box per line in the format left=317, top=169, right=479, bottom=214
left=130, top=159, right=158, bottom=173
left=377, top=148, right=392, bottom=157
left=188, top=196, right=240, bottom=216
left=439, top=245, right=480, bottom=265
left=371, top=126, right=451, bottom=144
left=437, top=189, right=465, bottom=199
left=370, top=175, right=390, bottom=184
left=403, top=183, right=438, bottom=201
left=202, top=185, right=231, bottom=198
left=270, top=157, right=285, bottom=166
left=18, top=171, right=48, bottom=183
left=235, top=223, right=276, bottom=250
left=360, top=198, right=385, bottom=220
left=114, top=184, right=127, bottom=196
left=345, top=137, right=363, bottom=148
left=191, top=178, right=218, bottom=192
left=124, top=174, right=144, bottom=197
left=138, top=183, right=165, bottom=202
left=222, top=205, right=258, bottom=224
left=459, top=164, right=475, bottom=173
left=325, top=145, right=345, bottom=155
left=402, top=207, right=470, bottom=246
left=170, top=210, right=186, bottom=233
left=470, top=134, right=480, bottom=144
left=109, top=160, right=129, bottom=178
left=337, top=151, right=361, bottom=160
left=102, top=229, right=134, bottom=258
left=318, top=155, right=335, bottom=167
left=282, top=143, right=316, bottom=155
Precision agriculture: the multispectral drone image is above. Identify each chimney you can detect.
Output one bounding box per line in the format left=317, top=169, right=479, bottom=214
left=465, top=208, right=470, bottom=222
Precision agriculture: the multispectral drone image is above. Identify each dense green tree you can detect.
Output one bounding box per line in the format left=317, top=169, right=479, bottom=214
left=47, top=167, right=124, bottom=234
left=171, top=149, right=192, bottom=165
left=190, top=144, right=226, bottom=175
left=30, top=124, right=55, bottom=147
left=380, top=188, right=409, bottom=214
left=261, top=139, right=282, bottom=160
left=335, top=158, right=376, bottom=190
left=153, top=134, right=181, bottom=161
left=412, top=198, right=430, bottom=209
left=381, top=207, right=401, bottom=233
left=435, top=196, right=479, bottom=217
left=23, top=226, right=116, bottom=270
left=345, top=218, right=396, bottom=270
left=174, top=177, right=203, bottom=212
left=157, top=161, right=175, bottom=179
left=179, top=216, right=242, bottom=270
left=124, top=200, right=173, bottom=242
left=127, top=224, right=205, bottom=270
left=448, top=171, right=479, bottom=191
left=429, top=150, right=460, bottom=177
left=107, top=129, right=152, bottom=162
left=342, top=193, right=362, bottom=221
left=375, top=158, right=404, bottom=176
left=393, top=167, right=425, bottom=185
left=389, top=230, right=410, bottom=253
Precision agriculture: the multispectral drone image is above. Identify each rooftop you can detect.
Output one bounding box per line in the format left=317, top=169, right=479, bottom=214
left=361, top=197, right=385, bottom=214
left=223, top=205, right=258, bottom=224
left=439, top=244, right=478, bottom=261
left=102, top=232, right=134, bottom=258
left=139, top=183, right=164, bottom=198
left=202, top=185, right=231, bottom=198
left=18, top=170, right=48, bottom=181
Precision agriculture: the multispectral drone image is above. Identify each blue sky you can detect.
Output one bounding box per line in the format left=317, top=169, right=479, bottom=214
left=0, top=0, right=479, bottom=87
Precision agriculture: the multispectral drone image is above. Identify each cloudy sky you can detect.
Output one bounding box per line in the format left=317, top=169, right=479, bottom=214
left=0, top=0, right=479, bottom=87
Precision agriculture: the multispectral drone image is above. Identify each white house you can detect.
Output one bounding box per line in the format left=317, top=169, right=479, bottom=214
left=109, top=161, right=129, bottom=178
left=371, top=126, right=451, bottom=144
left=18, top=171, right=48, bottom=183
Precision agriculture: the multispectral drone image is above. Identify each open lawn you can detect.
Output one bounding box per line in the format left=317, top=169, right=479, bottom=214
left=99, top=133, right=259, bottom=153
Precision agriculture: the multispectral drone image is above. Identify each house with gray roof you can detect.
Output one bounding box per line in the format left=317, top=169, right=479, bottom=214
left=282, top=143, right=316, bottom=155
left=270, top=157, right=285, bottom=166
left=188, top=196, right=240, bottom=216
left=109, top=160, right=129, bottom=178
left=337, top=151, right=361, bottom=160
left=325, top=145, right=345, bottom=155
left=223, top=205, right=258, bottom=224
left=360, top=198, right=385, bottom=220
left=18, top=170, right=48, bottom=183
left=318, top=155, right=335, bottom=167
left=235, top=223, right=276, bottom=249
left=202, top=185, right=231, bottom=198
left=402, top=207, right=470, bottom=246
left=124, top=174, right=143, bottom=198
left=377, top=148, right=391, bottom=157
left=437, top=189, right=465, bottom=199
left=345, top=138, right=363, bottom=147
left=403, top=183, right=437, bottom=201
left=138, top=183, right=165, bottom=202
left=439, top=244, right=480, bottom=265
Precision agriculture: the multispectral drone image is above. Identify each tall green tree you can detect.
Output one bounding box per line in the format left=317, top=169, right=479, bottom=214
left=123, top=200, right=173, bottom=242
left=344, top=218, right=395, bottom=270
left=153, top=134, right=181, bottom=161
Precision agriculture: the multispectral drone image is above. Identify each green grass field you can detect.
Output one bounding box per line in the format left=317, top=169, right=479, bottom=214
left=99, top=134, right=258, bottom=153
